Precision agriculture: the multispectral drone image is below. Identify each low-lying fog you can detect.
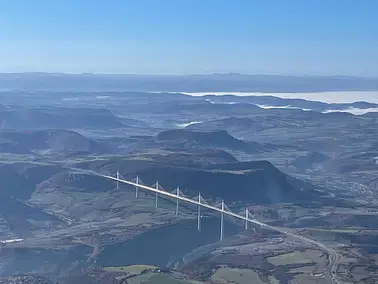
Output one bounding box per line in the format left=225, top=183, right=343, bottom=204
left=181, top=91, right=378, bottom=104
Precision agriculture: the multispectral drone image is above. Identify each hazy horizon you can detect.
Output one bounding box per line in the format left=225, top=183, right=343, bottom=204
left=1, top=72, right=378, bottom=79
left=1, top=1, right=377, bottom=76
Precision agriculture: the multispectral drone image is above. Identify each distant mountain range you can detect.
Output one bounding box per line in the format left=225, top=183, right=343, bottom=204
left=1, top=73, right=377, bottom=92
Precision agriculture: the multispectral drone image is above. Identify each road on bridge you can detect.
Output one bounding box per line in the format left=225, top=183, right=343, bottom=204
left=72, top=168, right=342, bottom=284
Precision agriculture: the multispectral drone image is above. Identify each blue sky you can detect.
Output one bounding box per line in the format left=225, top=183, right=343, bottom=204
left=0, top=0, right=377, bottom=76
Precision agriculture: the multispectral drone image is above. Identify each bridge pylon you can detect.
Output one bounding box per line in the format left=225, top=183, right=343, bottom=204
left=155, top=181, right=159, bottom=208
left=220, top=201, right=224, bottom=241
left=135, top=175, right=139, bottom=198
left=176, top=187, right=180, bottom=216
left=95, top=171, right=338, bottom=263
left=116, top=170, right=119, bottom=189
left=245, top=208, right=249, bottom=230
left=197, top=193, right=201, bottom=232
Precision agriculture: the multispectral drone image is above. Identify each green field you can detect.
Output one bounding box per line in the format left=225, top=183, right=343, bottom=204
left=211, top=268, right=266, bottom=284
left=126, top=272, right=156, bottom=284
left=103, top=267, right=199, bottom=284
left=268, top=251, right=313, bottom=266
left=146, top=274, right=195, bottom=284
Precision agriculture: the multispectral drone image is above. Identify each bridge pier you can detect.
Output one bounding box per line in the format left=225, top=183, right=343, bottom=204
left=220, top=201, right=224, bottom=241
left=155, top=181, right=159, bottom=208
left=176, top=187, right=179, bottom=216
left=116, top=170, right=119, bottom=189
left=135, top=175, right=139, bottom=198
left=97, top=173, right=334, bottom=261
left=245, top=208, right=248, bottom=231
left=197, top=193, right=201, bottom=232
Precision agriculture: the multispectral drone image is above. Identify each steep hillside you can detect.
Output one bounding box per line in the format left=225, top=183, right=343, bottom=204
left=156, top=129, right=270, bottom=153
left=0, top=163, right=64, bottom=238
left=77, top=158, right=323, bottom=204
left=0, top=107, right=125, bottom=130
left=0, top=194, right=61, bottom=237
left=0, top=163, right=62, bottom=200
left=0, top=129, right=110, bottom=154
left=152, top=149, right=238, bottom=166
left=37, top=170, right=115, bottom=194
